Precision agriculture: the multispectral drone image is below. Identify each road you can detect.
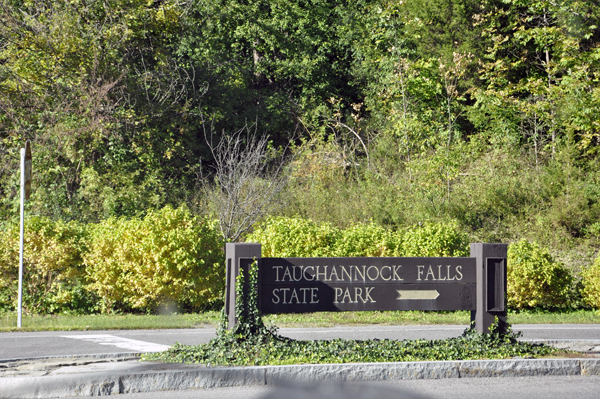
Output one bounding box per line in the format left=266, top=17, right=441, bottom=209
left=66, top=376, right=600, bottom=399
left=1, top=324, right=599, bottom=360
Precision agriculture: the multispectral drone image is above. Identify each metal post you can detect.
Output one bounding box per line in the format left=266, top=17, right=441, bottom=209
left=225, top=243, right=261, bottom=330
left=470, top=243, right=508, bottom=334
left=18, top=148, right=25, bottom=328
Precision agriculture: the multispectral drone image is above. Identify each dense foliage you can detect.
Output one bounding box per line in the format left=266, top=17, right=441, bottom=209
left=332, top=222, right=400, bottom=257
left=248, top=216, right=468, bottom=257
left=0, top=217, right=93, bottom=314
left=0, top=206, right=224, bottom=314
left=0, top=213, right=595, bottom=314
left=507, top=239, right=574, bottom=309
left=1, top=0, right=600, bottom=313
left=85, top=205, right=224, bottom=312
left=248, top=216, right=342, bottom=257
left=581, top=253, right=600, bottom=309
left=401, top=222, right=469, bottom=257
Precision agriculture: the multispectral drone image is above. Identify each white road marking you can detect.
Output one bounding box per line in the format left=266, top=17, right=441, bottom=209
left=61, top=334, right=170, bottom=352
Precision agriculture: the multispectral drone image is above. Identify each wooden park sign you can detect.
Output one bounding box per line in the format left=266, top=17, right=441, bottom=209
left=225, top=243, right=507, bottom=334
left=260, top=257, right=475, bottom=313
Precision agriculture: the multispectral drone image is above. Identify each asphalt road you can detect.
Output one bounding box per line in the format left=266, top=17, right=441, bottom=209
left=1, top=324, right=600, bottom=360
left=66, top=376, right=600, bottom=399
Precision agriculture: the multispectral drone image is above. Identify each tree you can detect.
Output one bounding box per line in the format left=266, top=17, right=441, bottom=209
left=472, top=0, right=600, bottom=158
left=0, top=0, right=206, bottom=221
left=203, top=121, right=292, bottom=242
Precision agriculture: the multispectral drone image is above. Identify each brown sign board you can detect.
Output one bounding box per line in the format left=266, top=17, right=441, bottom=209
left=256, top=257, right=476, bottom=314
left=226, top=243, right=507, bottom=334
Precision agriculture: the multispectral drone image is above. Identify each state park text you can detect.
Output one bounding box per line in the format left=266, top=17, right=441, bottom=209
left=257, top=257, right=476, bottom=313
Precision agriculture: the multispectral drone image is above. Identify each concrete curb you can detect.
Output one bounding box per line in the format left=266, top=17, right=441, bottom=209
left=2, top=357, right=600, bottom=398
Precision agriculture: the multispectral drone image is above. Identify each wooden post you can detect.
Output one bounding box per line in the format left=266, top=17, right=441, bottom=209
left=225, top=243, right=261, bottom=330
left=470, top=243, right=508, bottom=334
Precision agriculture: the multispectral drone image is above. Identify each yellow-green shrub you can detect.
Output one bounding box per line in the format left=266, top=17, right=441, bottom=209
left=401, top=222, right=470, bottom=257
left=85, top=205, right=223, bottom=312
left=248, top=217, right=466, bottom=258
left=580, top=254, right=600, bottom=309
left=247, top=216, right=341, bottom=257
left=0, top=217, right=91, bottom=314
left=507, top=239, right=573, bottom=309
left=332, top=222, right=402, bottom=257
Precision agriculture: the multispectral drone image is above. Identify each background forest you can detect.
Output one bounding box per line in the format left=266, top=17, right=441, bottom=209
left=1, top=0, right=600, bottom=313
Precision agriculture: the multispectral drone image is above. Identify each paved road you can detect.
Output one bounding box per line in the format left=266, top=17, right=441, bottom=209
left=1, top=324, right=599, bottom=360
left=67, top=376, right=600, bottom=399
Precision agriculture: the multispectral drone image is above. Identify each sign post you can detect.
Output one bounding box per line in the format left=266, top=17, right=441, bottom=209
left=17, top=141, right=32, bottom=328
left=470, top=243, right=508, bottom=334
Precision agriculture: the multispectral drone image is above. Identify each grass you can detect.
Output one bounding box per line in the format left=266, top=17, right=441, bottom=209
left=264, top=310, right=472, bottom=327
left=0, top=312, right=220, bottom=332
left=508, top=309, right=600, bottom=324
left=265, top=309, right=600, bottom=327
left=0, top=309, right=598, bottom=332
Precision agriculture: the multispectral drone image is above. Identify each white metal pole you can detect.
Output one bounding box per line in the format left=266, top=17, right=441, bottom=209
left=18, top=148, right=25, bottom=328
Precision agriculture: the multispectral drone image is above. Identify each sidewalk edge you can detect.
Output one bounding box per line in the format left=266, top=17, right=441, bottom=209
left=2, top=358, right=600, bottom=398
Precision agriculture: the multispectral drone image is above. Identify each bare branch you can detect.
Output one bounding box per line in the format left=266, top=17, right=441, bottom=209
left=202, top=118, right=292, bottom=242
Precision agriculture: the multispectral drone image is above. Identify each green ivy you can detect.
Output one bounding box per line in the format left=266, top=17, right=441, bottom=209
left=145, top=320, right=557, bottom=366
left=230, top=259, right=274, bottom=339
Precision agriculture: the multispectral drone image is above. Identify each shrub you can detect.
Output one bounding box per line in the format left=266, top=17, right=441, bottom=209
left=247, top=216, right=341, bottom=257
left=0, top=217, right=93, bottom=314
left=333, top=222, right=402, bottom=257
left=248, top=218, right=468, bottom=258
left=507, top=239, right=573, bottom=309
left=84, top=205, right=224, bottom=312
left=580, top=254, right=600, bottom=309
left=401, top=222, right=470, bottom=257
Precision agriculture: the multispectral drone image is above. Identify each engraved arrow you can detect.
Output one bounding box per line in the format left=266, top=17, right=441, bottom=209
left=396, top=290, right=440, bottom=300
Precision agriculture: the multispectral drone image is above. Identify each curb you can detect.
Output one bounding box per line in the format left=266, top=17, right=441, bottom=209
left=1, top=357, right=600, bottom=398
